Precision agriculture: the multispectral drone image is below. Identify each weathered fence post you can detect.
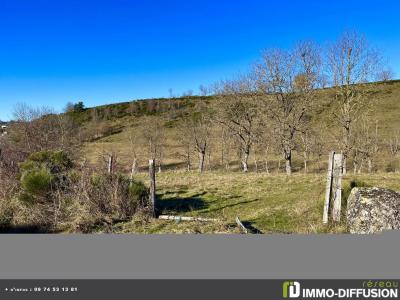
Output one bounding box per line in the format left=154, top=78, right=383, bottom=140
left=332, top=153, right=343, bottom=222
left=107, top=154, right=114, bottom=174
left=149, top=159, right=157, bottom=218
left=323, top=151, right=343, bottom=224
left=323, top=151, right=335, bottom=224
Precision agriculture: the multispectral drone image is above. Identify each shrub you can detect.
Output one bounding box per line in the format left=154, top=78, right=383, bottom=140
left=20, top=150, right=73, bottom=174
left=85, top=173, right=149, bottom=219
left=129, top=181, right=148, bottom=204
left=126, top=180, right=149, bottom=216
left=18, top=150, right=73, bottom=205
left=21, top=169, right=52, bottom=196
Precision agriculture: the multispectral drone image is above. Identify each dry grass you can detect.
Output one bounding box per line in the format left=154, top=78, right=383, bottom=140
left=107, top=171, right=400, bottom=234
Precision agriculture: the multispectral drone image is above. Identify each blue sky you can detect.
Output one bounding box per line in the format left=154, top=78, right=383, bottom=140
left=0, top=0, right=399, bottom=120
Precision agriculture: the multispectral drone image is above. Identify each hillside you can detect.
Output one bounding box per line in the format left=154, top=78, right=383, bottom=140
left=79, top=80, right=400, bottom=174
left=2, top=81, right=400, bottom=234
left=70, top=80, right=400, bottom=234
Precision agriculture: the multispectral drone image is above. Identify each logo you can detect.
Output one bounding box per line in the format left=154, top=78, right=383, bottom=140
left=283, top=281, right=301, bottom=298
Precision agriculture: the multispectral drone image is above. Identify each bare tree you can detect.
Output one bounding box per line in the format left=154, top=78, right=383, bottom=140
left=216, top=76, right=262, bottom=172
left=388, top=131, right=400, bottom=157
left=11, top=103, right=77, bottom=154
left=215, top=126, right=233, bottom=170
left=327, top=31, right=382, bottom=174
left=387, top=130, right=400, bottom=172
left=177, top=130, right=192, bottom=171
left=179, top=102, right=212, bottom=172
left=182, top=89, right=193, bottom=97
left=128, top=128, right=140, bottom=177
left=376, top=69, right=395, bottom=82
left=64, top=102, right=75, bottom=113
left=254, top=41, right=320, bottom=175
left=352, top=118, right=379, bottom=173
left=199, top=85, right=209, bottom=96
left=168, top=88, right=174, bottom=98
left=300, top=129, right=312, bottom=173
left=140, top=116, right=166, bottom=172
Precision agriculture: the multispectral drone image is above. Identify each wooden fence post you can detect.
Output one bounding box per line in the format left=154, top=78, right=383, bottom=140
left=107, top=154, right=114, bottom=174
left=323, top=151, right=335, bottom=224
left=149, top=159, right=157, bottom=218
left=332, top=153, right=343, bottom=222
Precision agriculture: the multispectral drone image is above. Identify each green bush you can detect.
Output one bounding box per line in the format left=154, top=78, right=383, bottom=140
left=20, top=169, right=53, bottom=199
left=18, top=150, right=73, bottom=205
left=129, top=181, right=149, bottom=206
left=21, top=150, right=73, bottom=173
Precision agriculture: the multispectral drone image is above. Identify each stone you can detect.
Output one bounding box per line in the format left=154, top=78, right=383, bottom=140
left=347, top=187, right=400, bottom=234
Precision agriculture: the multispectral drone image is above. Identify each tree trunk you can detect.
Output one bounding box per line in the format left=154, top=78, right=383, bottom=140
left=342, top=155, right=347, bottom=175
left=149, top=159, right=157, bottom=218
left=242, top=150, right=249, bottom=172
left=277, top=158, right=281, bottom=174
left=198, top=151, right=205, bottom=173
left=264, top=148, right=269, bottom=174
left=208, top=149, right=212, bottom=171
left=187, top=152, right=191, bottom=171
left=342, top=124, right=350, bottom=176
left=130, top=158, right=138, bottom=180
left=368, top=159, right=372, bottom=173
left=303, top=152, right=308, bottom=173
left=221, top=145, right=225, bottom=168
left=358, top=161, right=362, bottom=174
left=284, top=150, right=292, bottom=175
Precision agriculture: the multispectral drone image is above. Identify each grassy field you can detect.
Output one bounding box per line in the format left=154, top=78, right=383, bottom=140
left=106, top=171, right=400, bottom=234
left=77, top=80, right=400, bottom=234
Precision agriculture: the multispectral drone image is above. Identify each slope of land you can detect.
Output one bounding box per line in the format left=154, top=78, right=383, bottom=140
left=81, top=80, right=400, bottom=173
left=65, top=80, right=400, bottom=234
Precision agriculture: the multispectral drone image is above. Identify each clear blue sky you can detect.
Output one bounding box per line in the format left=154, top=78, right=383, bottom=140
left=0, top=0, right=399, bottom=121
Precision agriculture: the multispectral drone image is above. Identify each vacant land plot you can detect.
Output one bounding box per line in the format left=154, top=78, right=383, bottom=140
left=109, top=172, right=400, bottom=234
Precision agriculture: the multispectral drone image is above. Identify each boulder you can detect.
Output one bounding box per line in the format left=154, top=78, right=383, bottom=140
left=347, top=187, right=400, bottom=234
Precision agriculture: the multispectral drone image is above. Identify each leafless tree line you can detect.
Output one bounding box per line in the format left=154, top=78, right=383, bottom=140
left=203, top=31, right=393, bottom=175
left=113, top=31, right=396, bottom=176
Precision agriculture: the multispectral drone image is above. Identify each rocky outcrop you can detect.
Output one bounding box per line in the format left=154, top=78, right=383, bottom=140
left=347, top=187, right=400, bottom=234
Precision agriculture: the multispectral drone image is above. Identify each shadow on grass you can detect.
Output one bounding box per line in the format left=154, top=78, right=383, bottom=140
left=241, top=221, right=263, bottom=234
left=158, top=192, right=209, bottom=214
left=137, top=161, right=188, bottom=172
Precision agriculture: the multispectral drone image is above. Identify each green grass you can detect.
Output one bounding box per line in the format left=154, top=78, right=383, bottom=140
left=77, top=80, right=400, bottom=234
left=108, top=171, right=400, bottom=234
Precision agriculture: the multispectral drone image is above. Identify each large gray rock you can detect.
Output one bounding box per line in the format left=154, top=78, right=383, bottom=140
left=347, top=187, right=400, bottom=234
